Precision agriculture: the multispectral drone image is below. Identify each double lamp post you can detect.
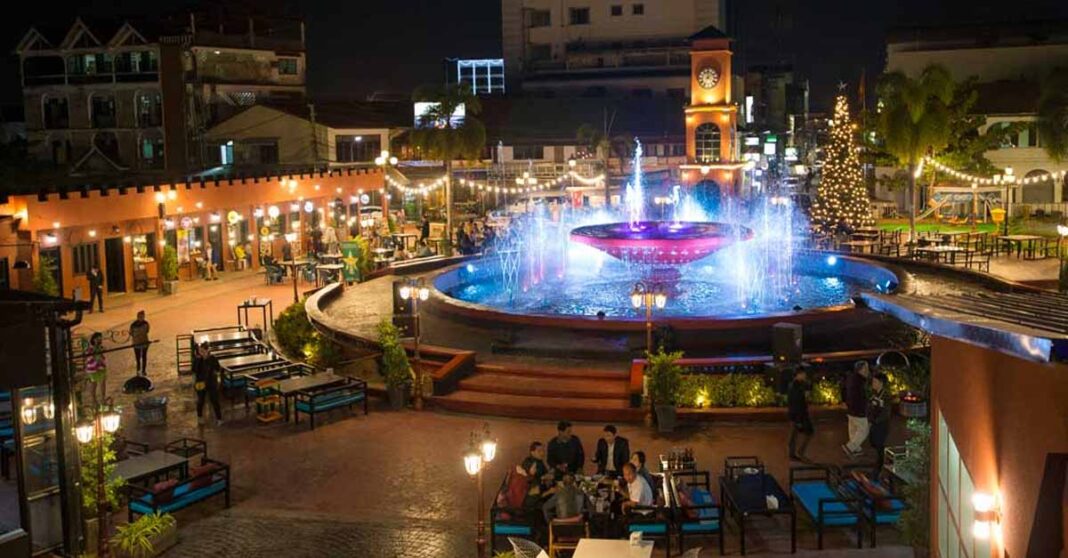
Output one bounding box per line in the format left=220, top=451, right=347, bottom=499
left=462, top=425, right=498, bottom=558
left=397, top=277, right=430, bottom=410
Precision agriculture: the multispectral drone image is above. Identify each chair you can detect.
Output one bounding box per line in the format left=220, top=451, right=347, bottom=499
left=509, top=537, right=547, bottom=558
left=263, top=262, right=285, bottom=285
left=624, top=503, right=671, bottom=550
left=548, top=517, right=589, bottom=557
left=668, top=471, right=723, bottom=556
left=789, top=465, right=863, bottom=550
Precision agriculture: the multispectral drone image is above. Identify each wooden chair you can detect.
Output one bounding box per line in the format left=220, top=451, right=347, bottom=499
left=548, top=516, right=589, bottom=557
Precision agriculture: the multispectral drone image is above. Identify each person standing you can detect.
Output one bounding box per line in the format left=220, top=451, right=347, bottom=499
left=593, top=425, right=630, bottom=477
left=546, top=420, right=585, bottom=475
left=867, top=373, right=892, bottom=479
left=842, top=361, right=871, bottom=458
left=787, top=367, right=813, bottom=463
left=419, top=215, right=430, bottom=242
left=87, top=266, right=104, bottom=313
left=193, top=342, right=223, bottom=426
left=203, top=242, right=218, bottom=280
left=129, top=310, right=150, bottom=377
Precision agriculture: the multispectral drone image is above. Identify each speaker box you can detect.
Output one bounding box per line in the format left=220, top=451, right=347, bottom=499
left=392, top=281, right=412, bottom=315
left=772, top=322, right=802, bottom=365
left=392, top=315, right=417, bottom=337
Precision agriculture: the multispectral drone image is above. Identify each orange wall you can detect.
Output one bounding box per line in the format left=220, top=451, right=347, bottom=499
left=930, top=335, right=1068, bottom=558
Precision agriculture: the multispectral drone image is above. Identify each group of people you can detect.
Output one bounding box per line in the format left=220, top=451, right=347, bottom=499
left=456, top=218, right=497, bottom=256
left=786, top=361, right=892, bottom=478
left=496, top=421, right=659, bottom=540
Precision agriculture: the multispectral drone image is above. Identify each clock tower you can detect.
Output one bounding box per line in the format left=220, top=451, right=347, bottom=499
left=681, top=26, right=742, bottom=195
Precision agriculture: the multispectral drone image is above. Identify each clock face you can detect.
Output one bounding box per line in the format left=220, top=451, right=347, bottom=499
left=697, top=66, right=720, bottom=89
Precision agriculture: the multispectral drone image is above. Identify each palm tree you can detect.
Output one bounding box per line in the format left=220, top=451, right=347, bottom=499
left=876, top=65, right=955, bottom=241
left=1037, top=67, right=1068, bottom=163
left=410, top=84, right=487, bottom=244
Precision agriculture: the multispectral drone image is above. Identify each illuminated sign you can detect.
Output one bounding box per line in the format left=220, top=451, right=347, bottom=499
left=414, top=102, right=466, bottom=129
left=785, top=147, right=799, bottom=162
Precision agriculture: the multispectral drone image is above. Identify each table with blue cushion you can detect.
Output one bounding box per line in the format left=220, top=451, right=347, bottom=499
left=719, top=462, right=796, bottom=555
left=789, top=466, right=863, bottom=549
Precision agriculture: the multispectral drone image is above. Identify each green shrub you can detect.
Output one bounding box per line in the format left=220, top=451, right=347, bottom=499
left=81, top=432, right=124, bottom=517
left=645, top=347, right=684, bottom=406
left=678, top=373, right=779, bottom=408
left=274, top=300, right=316, bottom=357
left=376, top=319, right=411, bottom=388
left=882, top=354, right=930, bottom=399
left=160, top=245, right=179, bottom=281
left=111, top=512, right=175, bottom=557
left=809, top=377, right=843, bottom=406
left=898, top=420, right=931, bottom=552
left=32, top=256, right=59, bottom=297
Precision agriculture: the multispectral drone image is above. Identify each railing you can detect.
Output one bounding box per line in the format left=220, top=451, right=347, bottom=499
left=1013, top=202, right=1068, bottom=218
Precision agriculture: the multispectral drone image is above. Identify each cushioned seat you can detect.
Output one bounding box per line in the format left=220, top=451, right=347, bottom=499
left=680, top=520, right=720, bottom=533
left=792, top=481, right=858, bottom=526
left=841, top=480, right=905, bottom=524
left=493, top=523, right=533, bottom=536
left=129, top=479, right=227, bottom=515
left=295, top=392, right=364, bottom=413
left=628, top=523, right=668, bottom=535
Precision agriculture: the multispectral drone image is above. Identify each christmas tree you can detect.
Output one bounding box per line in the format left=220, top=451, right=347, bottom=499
left=811, top=93, right=873, bottom=233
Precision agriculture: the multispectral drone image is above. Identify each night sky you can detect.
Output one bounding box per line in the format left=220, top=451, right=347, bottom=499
left=1, top=0, right=1065, bottom=111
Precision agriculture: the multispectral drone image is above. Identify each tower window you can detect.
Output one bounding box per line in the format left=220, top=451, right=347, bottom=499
left=610, top=5, right=622, bottom=16
left=695, top=123, right=722, bottom=163
left=632, top=4, right=644, bottom=15
left=569, top=7, right=591, bottom=25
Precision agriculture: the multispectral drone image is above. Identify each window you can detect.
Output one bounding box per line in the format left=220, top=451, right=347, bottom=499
left=42, top=96, right=69, bottom=129
left=72, top=243, right=99, bottom=275
left=278, top=58, right=298, bottom=75
left=671, top=144, right=686, bottom=157
left=529, top=10, right=551, bottom=27
left=610, top=5, right=623, bottom=16
left=140, top=136, right=165, bottom=169
left=937, top=411, right=992, bottom=558
left=632, top=3, right=644, bottom=15
left=90, top=95, right=116, bottom=128
left=335, top=135, right=381, bottom=163
left=695, top=123, right=722, bottom=163
left=513, top=145, right=544, bottom=160
left=136, top=92, right=162, bottom=127
left=569, top=7, right=591, bottom=25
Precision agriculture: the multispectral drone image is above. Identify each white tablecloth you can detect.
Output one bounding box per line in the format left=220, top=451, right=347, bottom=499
left=573, top=538, right=654, bottom=558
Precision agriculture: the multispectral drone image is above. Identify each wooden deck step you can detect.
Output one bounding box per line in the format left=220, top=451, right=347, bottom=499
left=459, top=373, right=629, bottom=400
left=429, top=391, right=643, bottom=423
left=473, top=362, right=629, bottom=380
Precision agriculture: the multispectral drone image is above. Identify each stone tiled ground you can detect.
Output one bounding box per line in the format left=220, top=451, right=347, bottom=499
left=54, top=268, right=944, bottom=557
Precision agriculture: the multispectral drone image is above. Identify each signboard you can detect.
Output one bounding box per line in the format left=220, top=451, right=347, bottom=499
left=413, top=102, right=465, bottom=129
left=340, top=240, right=363, bottom=283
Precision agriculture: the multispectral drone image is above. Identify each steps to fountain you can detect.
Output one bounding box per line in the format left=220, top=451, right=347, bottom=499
left=429, top=361, right=643, bottom=422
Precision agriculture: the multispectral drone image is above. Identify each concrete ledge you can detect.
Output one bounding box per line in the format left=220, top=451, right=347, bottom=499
left=679, top=404, right=846, bottom=422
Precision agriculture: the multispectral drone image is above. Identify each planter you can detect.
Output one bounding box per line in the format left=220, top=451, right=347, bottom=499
left=111, top=521, right=178, bottom=558
left=899, top=391, right=928, bottom=418
left=654, top=404, right=677, bottom=433
left=387, top=385, right=408, bottom=410
left=84, top=517, right=99, bottom=556
left=135, top=396, right=168, bottom=426
left=161, top=280, right=179, bottom=295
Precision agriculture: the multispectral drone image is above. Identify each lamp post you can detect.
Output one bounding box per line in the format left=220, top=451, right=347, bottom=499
left=397, top=278, right=430, bottom=410
left=1058, top=224, right=1068, bottom=292
left=463, top=425, right=497, bottom=558
left=375, top=151, right=398, bottom=232
left=631, top=281, right=668, bottom=354
left=75, top=402, right=121, bottom=557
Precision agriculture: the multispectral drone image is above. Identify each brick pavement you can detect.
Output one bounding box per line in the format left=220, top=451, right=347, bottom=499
left=68, top=270, right=912, bottom=557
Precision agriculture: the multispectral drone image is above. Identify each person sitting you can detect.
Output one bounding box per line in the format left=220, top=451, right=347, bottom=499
left=554, top=474, right=584, bottom=520
left=522, top=442, right=551, bottom=492
left=619, top=462, right=654, bottom=513
left=630, top=451, right=657, bottom=495
left=593, top=424, right=630, bottom=477
left=546, top=421, right=584, bottom=475
left=497, top=463, right=536, bottom=520
left=415, top=240, right=434, bottom=258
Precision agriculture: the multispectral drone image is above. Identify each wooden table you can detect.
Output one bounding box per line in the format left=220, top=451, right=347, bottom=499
left=237, top=298, right=273, bottom=332
left=218, top=352, right=279, bottom=372
left=915, top=245, right=968, bottom=264
left=315, top=264, right=345, bottom=287
left=838, top=240, right=877, bottom=254
left=275, top=373, right=348, bottom=420
left=280, top=259, right=312, bottom=303
left=720, top=472, right=796, bottom=555
left=194, top=330, right=251, bottom=347
left=999, top=234, right=1045, bottom=259
left=112, top=450, right=188, bottom=484
left=573, top=538, right=654, bottom=558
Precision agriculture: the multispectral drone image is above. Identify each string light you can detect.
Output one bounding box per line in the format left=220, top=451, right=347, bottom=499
left=811, top=92, right=874, bottom=233
left=384, top=169, right=604, bottom=196
left=922, top=157, right=1066, bottom=185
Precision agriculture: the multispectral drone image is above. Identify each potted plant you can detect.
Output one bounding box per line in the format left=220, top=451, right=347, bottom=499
left=160, top=245, right=179, bottom=295
left=110, top=513, right=177, bottom=558
left=645, top=347, right=684, bottom=432
left=80, top=432, right=125, bottom=555
left=897, top=419, right=931, bottom=557
left=377, top=319, right=411, bottom=410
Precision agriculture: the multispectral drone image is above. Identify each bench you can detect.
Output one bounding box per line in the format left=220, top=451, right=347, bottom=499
left=242, top=364, right=312, bottom=408
left=838, top=465, right=907, bottom=547
left=127, top=457, right=230, bottom=522
left=667, top=470, right=723, bottom=556
left=789, top=466, right=863, bottom=550
left=293, top=378, right=368, bottom=430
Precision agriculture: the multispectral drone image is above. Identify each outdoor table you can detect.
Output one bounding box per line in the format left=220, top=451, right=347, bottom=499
left=393, top=233, right=418, bottom=251
left=719, top=472, right=796, bottom=555
left=999, top=234, right=1045, bottom=259
left=218, top=352, right=279, bottom=372
left=914, top=245, right=968, bottom=265
left=850, top=231, right=879, bottom=241
left=838, top=240, right=877, bottom=254
left=280, top=259, right=312, bottom=303
left=315, top=264, right=345, bottom=287
left=429, top=238, right=446, bottom=254
left=318, top=252, right=344, bottom=263
left=573, top=538, right=654, bottom=558
left=372, top=248, right=395, bottom=269
left=193, top=329, right=251, bottom=347
left=112, top=450, right=189, bottom=485
left=237, top=298, right=273, bottom=333
left=274, top=372, right=348, bottom=420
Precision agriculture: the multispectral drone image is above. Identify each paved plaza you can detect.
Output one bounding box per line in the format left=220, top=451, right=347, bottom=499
left=69, top=258, right=1053, bottom=556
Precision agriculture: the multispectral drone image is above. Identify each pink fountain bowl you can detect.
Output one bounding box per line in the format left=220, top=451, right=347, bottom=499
left=569, top=221, right=755, bottom=266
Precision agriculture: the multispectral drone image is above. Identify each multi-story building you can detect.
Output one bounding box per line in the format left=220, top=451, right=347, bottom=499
left=885, top=20, right=1068, bottom=207
left=501, top=0, right=725, bottom=96
left=15, top=14, right=306, bottom=176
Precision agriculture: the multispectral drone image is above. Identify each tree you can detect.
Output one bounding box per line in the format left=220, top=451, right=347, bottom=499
left=32, top=256, right=59, bottom=297
left=811, top=93, right=873, bottom=233
left=409, top=84, right=486, bottom=244
left=876, top=65, right=955, bottom=241
left=1037, top=67, right=1068, bottom=163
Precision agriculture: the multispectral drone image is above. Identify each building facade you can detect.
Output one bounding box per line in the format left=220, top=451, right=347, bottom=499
left=885, top=21, right=1068, bottom=207
left=16, top=15, right=307, bottom=176
left=501, top=0, right=724, bottom=96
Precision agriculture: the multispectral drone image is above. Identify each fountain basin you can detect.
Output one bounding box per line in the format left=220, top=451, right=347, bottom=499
left=570, top=221, right=754, bottom=266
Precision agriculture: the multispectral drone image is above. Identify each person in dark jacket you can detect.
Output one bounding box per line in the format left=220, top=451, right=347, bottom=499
left=546, top=421, right=585, bottom=474
left=193, top=342, right=223, bottom=426
left=593, top=424, right=631, bottom=477
left=87, top=266, right=104, bottom=312
left=842, top=360, right=871, bottom=458
left=867, top=373, right=892, bottom=478
left=419, top=215, right=431, bottom=241
left=787, top=367, right=813, bottom=463
left=129, top=310, right=151, bottom=377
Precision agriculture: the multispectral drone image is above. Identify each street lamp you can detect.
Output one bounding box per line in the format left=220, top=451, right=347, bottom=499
left=77, top=401, right=121, bottom=557
left=398, top=278, right=431, bottom=410
left=463, top=425, right=497, bottom=558
left=374, top=150, right=398, bottom=167
left=631, top=281, right=667, bottom=354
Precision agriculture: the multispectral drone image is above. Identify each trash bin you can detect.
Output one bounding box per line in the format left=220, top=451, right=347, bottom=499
left=135, top=396, right=168, bottom=426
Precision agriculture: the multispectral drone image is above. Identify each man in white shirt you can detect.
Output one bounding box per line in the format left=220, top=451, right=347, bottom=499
left=620, top=462, right=653, bottom=512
